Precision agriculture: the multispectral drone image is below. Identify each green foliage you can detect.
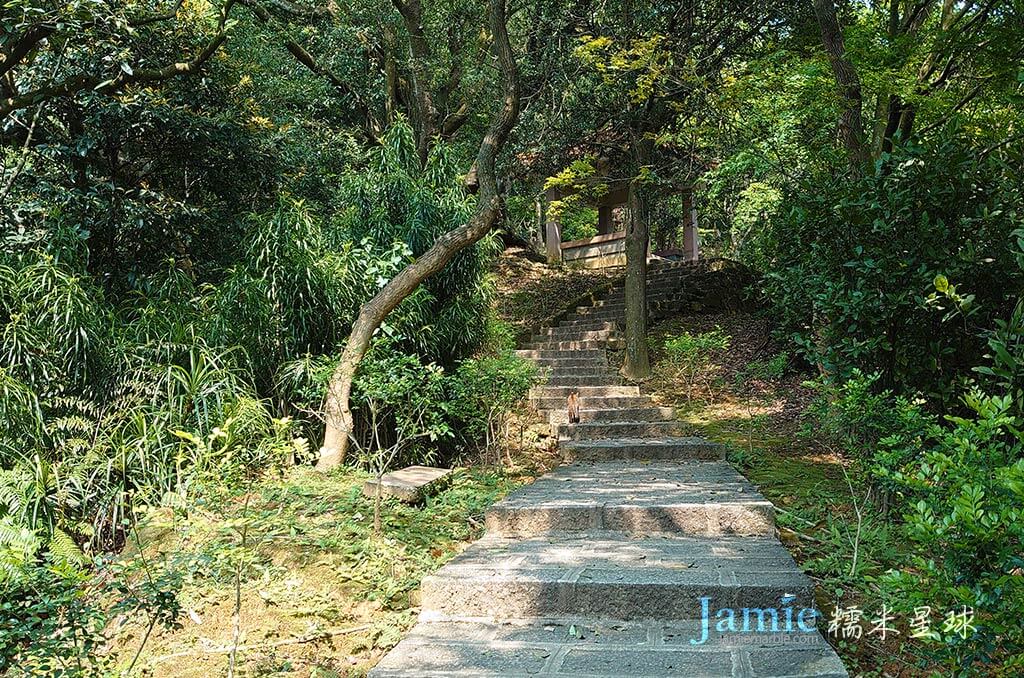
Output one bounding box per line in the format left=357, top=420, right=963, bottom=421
left=350, top=341, right=537, bottom=471
left=662, top=328, right=730, bottom=376
left=544, top=157, right=607, bottom=243
left=353, top=346, right=452, bottom=459
left=759, top=140, right=1023, bottom=402
left=559, top=205, right=599, bottom=242
left=653, top=328, right=731, bottom=402
left=0, top=120, right=502, bottom=666
left=447, top=353, right=537, bottom=455
left=804, top=370, right=934, bottom=465
left=879, top=392, right=1024, bottom=673
left=663, top=328, right=731, bottom=362
left=975, top=298, right=1024, bottom=416
left=740, top=352, right=789, bottom=383
left=336, top=123, right=499, bottom=362
left=0, top=560, right=109, bottom=676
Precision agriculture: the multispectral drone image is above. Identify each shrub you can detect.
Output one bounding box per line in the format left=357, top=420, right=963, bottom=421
left=657, top=328, right=731, bottom=400
left=879, top=391, right=1024, bottom=673
left=447, top=353, right=537, bottom=460
left=757, top=139, right=1023, bottom=402
left=0, top=558, right=109, bottom=676
left=804, top=370, right=934, bottom=463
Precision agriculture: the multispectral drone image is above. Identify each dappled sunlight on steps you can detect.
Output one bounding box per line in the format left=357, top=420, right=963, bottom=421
left=371, top=262, right=848, bottom=677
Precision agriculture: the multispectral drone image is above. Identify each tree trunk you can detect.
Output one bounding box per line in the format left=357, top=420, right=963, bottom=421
left=813, top=0, right=870, bottom=172
left=621, top=177, right=651, bottom=381
left=392, top=0, right=439, bottom=167
left=317, top=0, right=520, bottom=470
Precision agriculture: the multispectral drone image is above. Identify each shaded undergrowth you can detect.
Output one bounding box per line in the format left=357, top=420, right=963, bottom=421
left=644, top=310, right=931, bottom=677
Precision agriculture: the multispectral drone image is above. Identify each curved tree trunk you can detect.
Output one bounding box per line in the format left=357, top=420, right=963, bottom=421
left=317, top=0, right=520, bottom=470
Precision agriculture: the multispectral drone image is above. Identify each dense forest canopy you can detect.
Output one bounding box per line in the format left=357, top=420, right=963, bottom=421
left=1, top=0, right=1023, bottom=674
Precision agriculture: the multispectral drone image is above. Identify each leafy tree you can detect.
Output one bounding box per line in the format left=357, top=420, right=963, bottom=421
left=318, top=0, right=522, bottom=468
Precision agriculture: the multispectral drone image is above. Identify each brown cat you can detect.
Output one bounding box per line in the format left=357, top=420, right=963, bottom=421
left=567, top=390, right=580, bottom=424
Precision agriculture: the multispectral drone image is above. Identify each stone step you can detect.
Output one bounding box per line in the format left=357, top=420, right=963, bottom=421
left=541, top=374, right=622, bottom=387
left=529, top=357, right=608, bottom=369
left=597, top=289, right=678, bottom=303
left=558, top=420, right=692, bottom=441
left=486, top=461, right=775, bottom=538
left=533, top=395, right=656, bottom=411
left=553, top=317, right=622, bottom=329
left=532, top=332, right=617, bottom=345
left=530, top=385, right=641, bottom=399
left=419, top=533, right=814, bottom=621
left=564, top=311, right=626, bottom=323
left=602, top=291, right=678, bottom=305
left=534, top=325, right=616, bottom=338
left=516, top=349, right=605, bottom=361
left=547, top=406, right=677, bottom=424
left=525, top=339, right=624, bottom=351
left=370, top=618, right=844, bottom=678
left=561, top=437, right=725, bottom=462
left=538, top=364, right=616, bottom=375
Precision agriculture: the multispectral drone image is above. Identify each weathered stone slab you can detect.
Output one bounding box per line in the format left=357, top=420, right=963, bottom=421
left=369, top=619, right=841, bottom=677
left=362, top=465, right=452, bottom=503
left=547, top=406, right=677, bottom=425
left=533, top=395, right=653, bottom=411
left=558, top=420, right=692, bottom=440
left=529, top=384, right=641, bottom=399
left=370, top=273, right=848, bottom=677
left=561, top=437, right=726, bottom=462
left=419, top=534, right=814, bottom=620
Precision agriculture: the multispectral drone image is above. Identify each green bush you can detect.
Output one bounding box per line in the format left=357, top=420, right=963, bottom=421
left=657, top=328, right=731, bottom=399
left=757, top=139, right=1023, bottom=402
left=560, top=205, right=599, bottom=242
left=447, top=353, right=537, bottom=456
left=0, top=559, right=108, bottom=676
left=804, top=370, right=934, bottom=464
left=879, top=391, right=1024, bottom=673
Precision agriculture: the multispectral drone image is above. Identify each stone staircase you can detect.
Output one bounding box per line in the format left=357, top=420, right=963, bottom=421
left=371, top=262, right=847, bottom=677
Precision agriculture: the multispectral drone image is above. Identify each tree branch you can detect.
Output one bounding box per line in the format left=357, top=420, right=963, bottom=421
left=0, top=23, right=55, bottom=81
left=130, top=0, right=186, bottom=27
left=0, top=3, right=233, bottom=118
left=318, top=0, right=521, bottom=469
left=239, top=0, right=380, bottom=140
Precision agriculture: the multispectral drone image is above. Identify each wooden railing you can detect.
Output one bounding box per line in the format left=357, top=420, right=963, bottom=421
left=559, top=230, right=627, bottom=268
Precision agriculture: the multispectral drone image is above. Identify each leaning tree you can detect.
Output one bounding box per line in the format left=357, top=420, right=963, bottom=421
left=317, top=0, right=521, bottom=469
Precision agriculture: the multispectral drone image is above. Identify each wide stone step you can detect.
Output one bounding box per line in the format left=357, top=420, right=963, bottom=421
left=542, top=374, right=622, bottom=387
left=486, top=461, right=775, bottom=538
left=526, top=339, right=624, bottom=351
left=530, top=332, right=618, bottom=346
left=530, top=385, right=641, bottom=399
left=561, top=437, right=725, bottom=462
left=516, top=349, right=605, bottom=361
left=419, top=533, right=814, bottom=621
left=601, top=291, right=678, bottom=305
left=538, top=364, right=616, bottom=376
left=558, top=420, right=692, bottom=441
left=533, top=395, right=655, bottom=411
left=370, top=618, right=845, bottom=677
left=548, top=406, right=678, bottom=424
left=534, top=325, right=616, bottom=339
left=553, top=317, right=622, bottom=329
left=565, top=311, right=626, bottom=324
left=529, top=357, right=608, bottom=369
